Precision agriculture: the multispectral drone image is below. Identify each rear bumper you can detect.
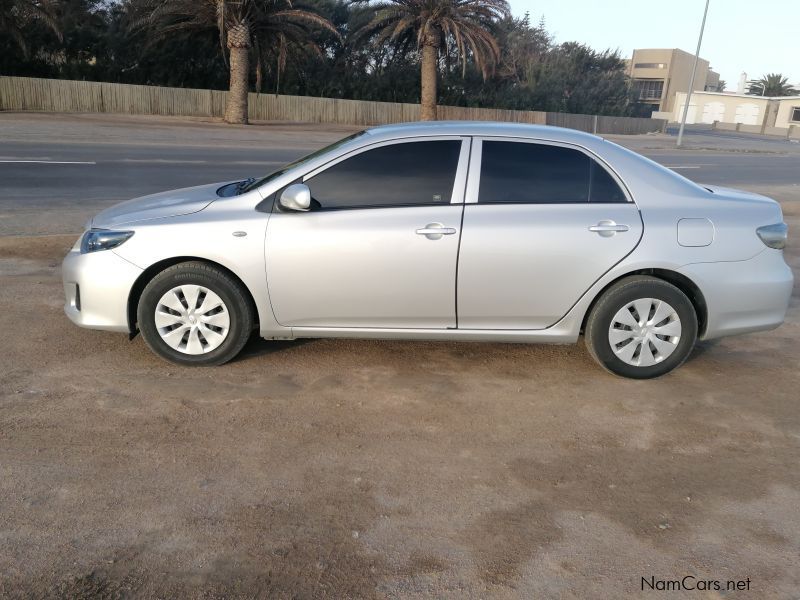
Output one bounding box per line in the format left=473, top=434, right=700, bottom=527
left=680, top=249, right=794, bottom=340
left=62, top=247, right=143, bottom=332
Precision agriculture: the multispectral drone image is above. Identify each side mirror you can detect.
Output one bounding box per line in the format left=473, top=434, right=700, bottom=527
left=279, top=183, right=311, bottom=212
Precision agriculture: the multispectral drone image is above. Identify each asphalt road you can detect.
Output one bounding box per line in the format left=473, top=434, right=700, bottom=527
left=1, top=112, right=798, bottom=235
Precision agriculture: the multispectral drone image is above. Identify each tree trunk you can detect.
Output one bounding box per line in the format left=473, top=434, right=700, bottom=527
left=420, top=43, right=438, bottom=121
left=224, top=23, right=251, bottom=125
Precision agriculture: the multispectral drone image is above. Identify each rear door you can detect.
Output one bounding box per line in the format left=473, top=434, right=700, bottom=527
left=457, top=138, right=643, bottom=329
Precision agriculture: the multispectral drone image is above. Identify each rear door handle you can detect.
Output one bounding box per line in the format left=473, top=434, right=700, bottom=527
left=416, top=223, right=457, bottom=240
left=589, top=220, right=630, bottom=237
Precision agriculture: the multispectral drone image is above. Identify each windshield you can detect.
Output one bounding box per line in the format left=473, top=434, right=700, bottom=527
left=241, top=131, right=367, bottom=194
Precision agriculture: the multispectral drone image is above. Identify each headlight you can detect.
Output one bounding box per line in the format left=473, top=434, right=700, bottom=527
left=80, top=229, right=135, bottom=254
left=756, top=223, right=788, bottom=250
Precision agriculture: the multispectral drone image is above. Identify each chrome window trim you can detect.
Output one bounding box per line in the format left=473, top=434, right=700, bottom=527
left=464, top=138, right=482, bottom=205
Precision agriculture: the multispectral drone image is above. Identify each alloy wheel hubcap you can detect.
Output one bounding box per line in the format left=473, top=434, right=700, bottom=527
left=154, top=285, right=230, bottom=355
left=608, top=298, right=682, bottom=367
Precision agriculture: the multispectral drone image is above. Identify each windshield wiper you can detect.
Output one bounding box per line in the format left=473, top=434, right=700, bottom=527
left=235, top=177, right=256, bottom=194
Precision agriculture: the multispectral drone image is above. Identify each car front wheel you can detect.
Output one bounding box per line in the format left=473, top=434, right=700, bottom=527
left=137, top=262, right=254, bottom=366
left=584, top=275, right=698, bottom=379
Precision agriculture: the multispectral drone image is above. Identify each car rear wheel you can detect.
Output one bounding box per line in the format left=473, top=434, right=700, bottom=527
left=137, top=262, right=254, bottom=366
left=585, top=276, right=698, bottom=379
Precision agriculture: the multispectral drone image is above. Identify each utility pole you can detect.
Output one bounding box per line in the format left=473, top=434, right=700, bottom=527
left=677, top=0, right=710, bottom=147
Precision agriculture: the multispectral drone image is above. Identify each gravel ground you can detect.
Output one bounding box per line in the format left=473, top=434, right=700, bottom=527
left=1, top=115, right=799, bottom=598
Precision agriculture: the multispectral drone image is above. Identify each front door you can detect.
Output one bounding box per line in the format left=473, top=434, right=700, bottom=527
left=265, top=138, right=468, bottom=328
left=457, top=138, right=643, bottom=329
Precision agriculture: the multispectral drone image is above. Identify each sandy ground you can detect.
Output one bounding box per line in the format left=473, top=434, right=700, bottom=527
left=1, top=116, right=799, bottom=598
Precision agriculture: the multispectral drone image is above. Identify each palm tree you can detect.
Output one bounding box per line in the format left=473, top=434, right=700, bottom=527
left=355, top=0, right=509, bottom=120
left=0, top=0, right=61, bottom=58
left=134, top=0, right=337, bottom=124
left=747, top=73, right=797, bottom=97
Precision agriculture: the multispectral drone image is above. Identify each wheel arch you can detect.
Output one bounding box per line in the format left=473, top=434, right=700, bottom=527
left=580, top=268, right=708, bottom=337
left=126, top=257, right=260, bottom=334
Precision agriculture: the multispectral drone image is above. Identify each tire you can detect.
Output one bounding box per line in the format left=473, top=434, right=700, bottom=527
left=584, top=276, right=698, bottom=379
left=137, top=261, right=254, bottom=366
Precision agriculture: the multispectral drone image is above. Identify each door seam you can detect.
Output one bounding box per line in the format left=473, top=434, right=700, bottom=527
left=453, top=137, right=472, bottom=329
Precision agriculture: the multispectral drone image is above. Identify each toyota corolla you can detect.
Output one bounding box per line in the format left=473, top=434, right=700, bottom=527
left=62, top=122, right=792, bottom=378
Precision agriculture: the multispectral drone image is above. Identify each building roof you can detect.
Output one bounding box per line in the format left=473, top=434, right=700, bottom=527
left=678, top=91, right=800, bottom=101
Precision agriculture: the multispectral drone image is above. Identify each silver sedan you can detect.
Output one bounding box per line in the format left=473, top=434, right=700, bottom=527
left=62, top=122, right=793, bottom=378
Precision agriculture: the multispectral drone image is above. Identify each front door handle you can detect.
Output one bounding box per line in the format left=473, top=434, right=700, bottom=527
left=416, top=223, right=457, bottom=240
left=589, top=220, right=630, bottom=237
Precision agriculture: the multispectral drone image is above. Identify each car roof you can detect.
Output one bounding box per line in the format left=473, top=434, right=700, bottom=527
left=363, top=121, right=603, bottom=146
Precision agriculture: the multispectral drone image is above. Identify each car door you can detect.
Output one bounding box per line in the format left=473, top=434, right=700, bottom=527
left=457, top=138, right=643, bottom=329
left=265, top=137, right=469, bottom=328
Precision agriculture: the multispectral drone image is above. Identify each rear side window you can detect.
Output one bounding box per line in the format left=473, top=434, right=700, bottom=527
left=478, top=141, right=627, bottom=204
left=306, top=140, right=461, bottom=209
left=590, top=161, right=628, bottom=203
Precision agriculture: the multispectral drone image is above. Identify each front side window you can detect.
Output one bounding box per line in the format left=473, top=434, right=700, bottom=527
left=306, top=140, right=462, bottom=209
left=478, top=141, right=627, bottom=204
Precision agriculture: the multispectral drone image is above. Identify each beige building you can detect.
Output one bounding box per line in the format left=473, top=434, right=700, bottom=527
left=627, top=48, right=721, bottom=114
left=670, top=91, right=800, bottom=136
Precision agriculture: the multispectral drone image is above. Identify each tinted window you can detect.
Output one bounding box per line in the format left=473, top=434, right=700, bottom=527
left=478, top=141, right=627, bottom=204
left=590, top=161, right=628, bottom=203
left=306, top=140, right=461, bottom=209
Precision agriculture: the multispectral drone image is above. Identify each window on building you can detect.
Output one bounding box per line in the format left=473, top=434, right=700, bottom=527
left=306, top=141, right=461, bottom=209
left=633, top=80, right=665, bottom=101
left=634, top=62, right=667, bottom=69
left=478, top=141, right=627, bottom=204
left=791, top=107, right=800, bottom=123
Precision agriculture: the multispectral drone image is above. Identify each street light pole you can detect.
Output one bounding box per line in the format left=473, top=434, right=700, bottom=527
left=676, top=0, right=710, bottom=147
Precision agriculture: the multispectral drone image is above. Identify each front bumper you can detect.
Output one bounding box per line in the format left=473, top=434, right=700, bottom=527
left=680, top=249, right=794, bottom=340
left=62, top=247, right=143, bottom=332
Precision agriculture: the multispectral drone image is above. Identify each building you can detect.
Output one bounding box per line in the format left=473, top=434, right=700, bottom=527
left=670, top=91, right=800, bottom=135
left=626, top=48, right=721, bottom=115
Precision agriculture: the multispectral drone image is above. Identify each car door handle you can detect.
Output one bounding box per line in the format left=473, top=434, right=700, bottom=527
left=589, top=220, right=630, bottom=237
left=416, top=223, right=457, bottom=239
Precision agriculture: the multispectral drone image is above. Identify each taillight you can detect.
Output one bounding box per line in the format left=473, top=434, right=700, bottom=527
left=756, top=223, right=788, bottom=249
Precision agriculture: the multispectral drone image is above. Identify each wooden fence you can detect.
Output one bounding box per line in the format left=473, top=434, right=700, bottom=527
left=0, top=76, right=665, bottom=134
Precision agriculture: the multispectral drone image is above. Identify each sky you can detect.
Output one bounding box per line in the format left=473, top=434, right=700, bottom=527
left=507, top=0, right=798, bottom=89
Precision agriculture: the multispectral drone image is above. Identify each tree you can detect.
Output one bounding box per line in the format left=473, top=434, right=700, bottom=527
left=535, top=42, right=633, bottom=115
left=355, top=0, right=509, bottom=120
left=133, top=0, right=337, bottom=124
left=747, top=73, right=797, bottom=97
left=0, top=0, right=61, bottom=58
left=1, top=1, right=649, bottom=119
left=716, top=79, right=726, bottom=92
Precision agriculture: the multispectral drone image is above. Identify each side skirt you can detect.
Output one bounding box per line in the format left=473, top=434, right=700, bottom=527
left=267, top=326, right=580, bottom=344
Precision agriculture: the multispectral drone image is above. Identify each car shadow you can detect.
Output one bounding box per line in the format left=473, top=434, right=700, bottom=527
left=689, top=338, right=721, bottom=361
left=233, top=335, right=317, bottom=362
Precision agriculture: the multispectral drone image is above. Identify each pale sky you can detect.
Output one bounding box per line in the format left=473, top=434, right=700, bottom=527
left=508, top=0, right=798, bottom=89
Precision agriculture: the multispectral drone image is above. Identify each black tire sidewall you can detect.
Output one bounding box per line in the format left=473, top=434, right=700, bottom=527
left=137, top=264, right=253, bottom=366
left=588, top=278, right=698, bottom=379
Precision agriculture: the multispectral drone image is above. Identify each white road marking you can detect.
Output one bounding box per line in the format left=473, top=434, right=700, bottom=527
left=117, top=159, right=279, bottom=166
left=0, top=159, right=96, bottom=165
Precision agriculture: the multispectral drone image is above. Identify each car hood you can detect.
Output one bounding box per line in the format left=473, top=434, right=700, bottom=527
left=91, top=181, right=234, bottom=229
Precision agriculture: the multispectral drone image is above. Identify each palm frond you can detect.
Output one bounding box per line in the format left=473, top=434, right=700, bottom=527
left=353, top=0, right=508, bottom=79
